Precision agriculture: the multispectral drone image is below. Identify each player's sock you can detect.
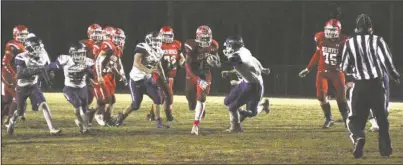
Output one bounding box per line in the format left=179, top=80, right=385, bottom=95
left=321, top=102, right=332, bottom=121
left=8, top=101, right=17, bottom=120
left=369, top=118, right=379, bottom=128
left=41, top=102, right=55, bottom=130
left=153, top=104, right=161, bottom=119
left=337, top=101, right=349, bottom=123
left=194, top=101, right=206, bottom=126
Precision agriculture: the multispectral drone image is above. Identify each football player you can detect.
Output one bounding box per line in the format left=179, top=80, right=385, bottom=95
left=184, top=25, right=221, bottom=135
left=2, top=25, right=28, bottom=125
left=114, top=31, right=165, bottom=128
left=48, top=42, right=95, bottom=133
left=298, top=19, right=349, bottom=128
left=80, top=24, right=103, bottom=117
left=7, top=36, right=61, bottom=135
left=221, top=36, right=270, bottom=132
left=89, top=26, right=127, bottom=126
left=146, top=26, right=185, bottom=122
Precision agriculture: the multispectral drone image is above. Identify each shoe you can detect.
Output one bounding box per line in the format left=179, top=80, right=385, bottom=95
left=146, top=113, right=155, bottom=121
left=75, top=119, right=84, bottom=133
left=50, top=129, right=62, bottom=135
left=95, top=114, right=105, bottom=126
left=156, top=118, right=163, bottom=128
left=369, top=126, right=379, bottom=132
left=353, top=138, right=365, bottom=158
left=191, top=125, right=199, bottom=136
left=260, top=99, right=270, bottom=114
left=6, top=118, right=16, bottom=135
left=224, top=123, right=243, bottom=133
left=114, top=112, right=125, bottom=127
left=322, top=119, right=334, bottom=129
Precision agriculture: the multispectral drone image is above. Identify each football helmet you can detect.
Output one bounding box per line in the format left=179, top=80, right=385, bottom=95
left=13, top=25, right=29, bottom=43
left=24, top=36, right=42, bottom=57
left=223, top=36, right=244, bottom=56
left=145, top=31, right=162, bottom=49
left=324, top=19, right=341, bottom=39
left=88, top=24, right=103, bottom=43
left=113, top=28, right=126, bottom=48
left=69, top=42, right=87, bottom=64
left=160, top=26, right=174, bottom=43
left=195, top=25, right=212, bottom=48
left=103, top=26, right=116, bottom=41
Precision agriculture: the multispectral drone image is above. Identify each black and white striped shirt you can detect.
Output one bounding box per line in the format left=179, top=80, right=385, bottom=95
left=340, top=34, right=400, bottom=81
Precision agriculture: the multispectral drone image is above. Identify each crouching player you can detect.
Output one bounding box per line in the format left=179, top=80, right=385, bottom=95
left=48, top=42, right=94, bottom=133
left=221, top=36, right=270, bottom=132
left=7, top=36, right=61, bottom=135
left=114, top=32, right=165, bottom=128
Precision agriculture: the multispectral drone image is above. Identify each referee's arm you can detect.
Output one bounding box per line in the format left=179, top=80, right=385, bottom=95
left=340, top=39, right=353, bottom=72
left=378, top=37, right=400, bottom=83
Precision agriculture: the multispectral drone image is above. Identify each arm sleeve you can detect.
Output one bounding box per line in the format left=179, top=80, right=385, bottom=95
left=340, top=40, right=352, bottom=72
left=2, top=50, right=16, bottom=76
left=306, top=49, right=320, bottom=71
left=378, top=37, right=400, bottom=80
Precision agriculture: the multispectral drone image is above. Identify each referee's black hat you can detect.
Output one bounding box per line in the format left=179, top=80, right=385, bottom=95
left=354, top=14, right=373, bottom=35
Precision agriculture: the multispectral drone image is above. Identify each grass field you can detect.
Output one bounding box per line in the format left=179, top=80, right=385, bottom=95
left=1, top=93, right=403, bottom=164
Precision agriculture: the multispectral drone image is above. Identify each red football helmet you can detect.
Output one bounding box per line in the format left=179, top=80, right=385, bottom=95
left=13, top=25, right=29, bottom=43
left=160, top=26, right=174, bottom=43
left=324, top=19, right=341, bottom=39
left=195, top=25, right=212, bottom=48
left=103, top=26, right=116, bottom=41
left=112, top=28, right=126, bottom=48
left=88, top=24, right=103, bottom=42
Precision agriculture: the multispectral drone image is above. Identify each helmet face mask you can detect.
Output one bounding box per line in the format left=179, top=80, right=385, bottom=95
left=91, top=28, right=103, bottom=42
left=112, top=28, right=126, bottom=48
left=24, top=38, right=42, bottom=57
left=13, top=25, right=29, bottom=43
left=161, top=33, right=174, bottom=43
left=145, top=32, right=162, bottom=50
left=324, top=25, right=339, bottom=39
left=196, top=25, right=212, bottom=48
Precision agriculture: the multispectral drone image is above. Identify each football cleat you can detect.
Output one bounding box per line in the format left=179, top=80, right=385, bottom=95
left=369, top=126, right=379, bottom=132
left=322, top=119, right=334, bottom=129
left=146, top=113, right=156, bottom=121
left=114, top=112, right=125, bottom=127
left=353, top=138, right=365, bottom=158
left=156, top=118, right=163, bottom=128
left=6, top=118, right=16, bottom=135
left=95, top=114, right=105, bottom=126
left=191, top=125, right=199, bottom=136
left=50, top=128, right=62, bottom=136
left=260, top=99, right=270, bottom=114
left=224, top=123, right=243, bottom=133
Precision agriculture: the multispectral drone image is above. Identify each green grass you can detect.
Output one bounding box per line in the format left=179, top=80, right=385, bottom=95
left=1, top=93, right=403, bottom=164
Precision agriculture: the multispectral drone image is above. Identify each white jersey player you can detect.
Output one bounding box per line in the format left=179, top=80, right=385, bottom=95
left=221, top=36, right=270, bottom=132
left=114, top=31, right=165, bottom=128
left=7, top=36, right=61, bottom=135
left=48, top=42, right=95, bottom=133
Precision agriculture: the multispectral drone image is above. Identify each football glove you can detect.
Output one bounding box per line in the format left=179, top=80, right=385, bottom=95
left=197, top=78, right=209, bottom=90
left=206, top=54, right=221, bottom=68
left=298, top=68, right=310, bottom=78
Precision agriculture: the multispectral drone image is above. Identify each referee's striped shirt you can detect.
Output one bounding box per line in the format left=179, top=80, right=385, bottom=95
left=340, top=34, right=400, bottom=81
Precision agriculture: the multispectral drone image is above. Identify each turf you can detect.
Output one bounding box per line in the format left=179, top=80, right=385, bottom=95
left=1, top=93, right=403, bottom=164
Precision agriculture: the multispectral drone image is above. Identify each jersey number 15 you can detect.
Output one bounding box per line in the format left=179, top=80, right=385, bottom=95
left=323, top=52, right=337, bottom=66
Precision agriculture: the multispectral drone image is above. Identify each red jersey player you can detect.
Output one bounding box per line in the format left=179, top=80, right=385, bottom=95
left=298, top=19, right=349, bottom=128
left=80, top=24, right=103, bottom=119
left=146, top=26, right=185, bottom=122
left=2, top=25, right=28, bottom=124
left=184, top=25, right=221, bottom=135
left=90, top=26, right=127, bottom=126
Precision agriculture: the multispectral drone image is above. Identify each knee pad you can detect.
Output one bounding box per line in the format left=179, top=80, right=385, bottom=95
left=97, top=99, right=106, bottom=106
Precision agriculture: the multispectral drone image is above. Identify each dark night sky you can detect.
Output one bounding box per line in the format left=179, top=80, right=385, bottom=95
left=2, top=1, right=402, bottom=99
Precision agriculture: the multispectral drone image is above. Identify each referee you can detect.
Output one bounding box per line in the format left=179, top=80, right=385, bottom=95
left=340, top=14, right=400, bottom=158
